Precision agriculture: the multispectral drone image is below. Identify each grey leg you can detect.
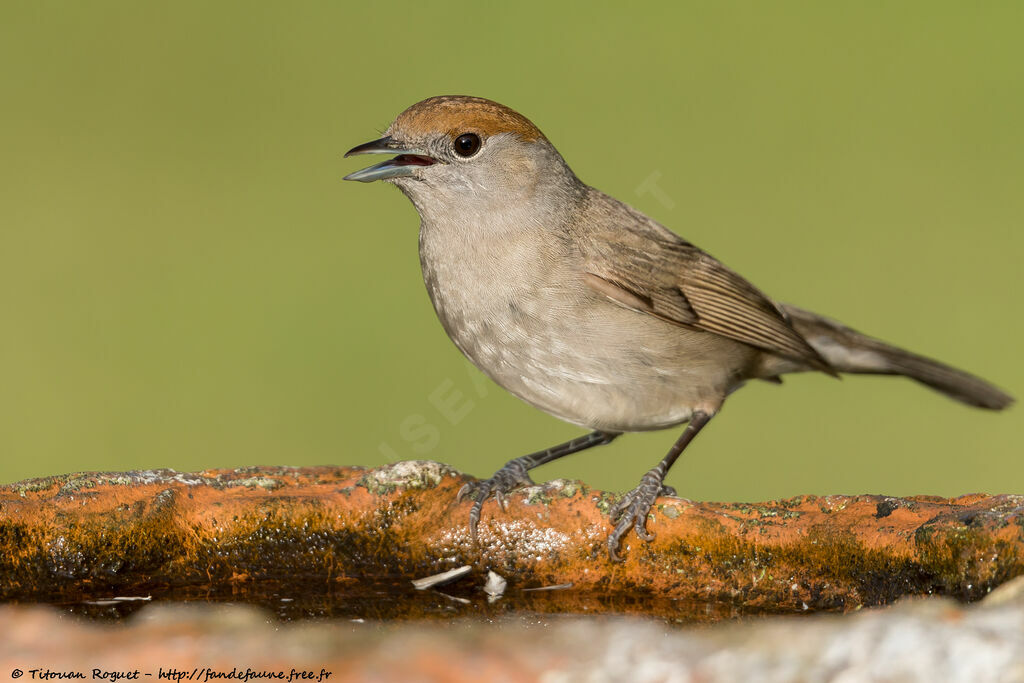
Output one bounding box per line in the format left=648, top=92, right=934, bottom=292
left=458, top=430, right=619, bottom=540
left=607, top=412, right=713, bottom=562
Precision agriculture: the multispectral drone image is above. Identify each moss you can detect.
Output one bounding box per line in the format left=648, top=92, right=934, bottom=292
left=1, top=465, right=1020, bottom=614
left=553, top=480, right=582, bottom=499
left=0, top=486, right=452, bottom=601
left=519, top=480, right=585, bottom=507
left=592, top=491, right=620, bottom=517
left=647, top=524, right=932, bottom=609
left=779, top=495, right=813, bottom=509
left=634, top=515, right=1024, bottom=610
left=526, top=490, right=550, bottom=507
left=915, top=524, right=1023, bottom=600
left=14, top=474, right=91, bottom=496
left=0, top=498, right=184, bottom=596
left=57, top=474, right=101, bottom=494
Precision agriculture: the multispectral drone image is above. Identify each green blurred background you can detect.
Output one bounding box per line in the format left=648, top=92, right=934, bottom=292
left=1, top=2, right=1021, bottom=500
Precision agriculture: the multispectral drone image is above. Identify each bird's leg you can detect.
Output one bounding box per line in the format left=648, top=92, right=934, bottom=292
left=607, top=412, right=714, bottom=562
left=458, top=430, right=618, bottom=541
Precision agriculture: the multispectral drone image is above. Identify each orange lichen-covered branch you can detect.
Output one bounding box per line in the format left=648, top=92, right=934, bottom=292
left=1, top=461, right=1021, bottom=609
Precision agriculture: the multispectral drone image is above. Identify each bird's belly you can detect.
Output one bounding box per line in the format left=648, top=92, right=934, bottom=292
left=426, top=275, right=749, bottom=432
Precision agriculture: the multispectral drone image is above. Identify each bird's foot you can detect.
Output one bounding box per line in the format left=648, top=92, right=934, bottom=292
left=606, top=469, right=674, bottom=562
left=457, top=459, right=535, bottom=542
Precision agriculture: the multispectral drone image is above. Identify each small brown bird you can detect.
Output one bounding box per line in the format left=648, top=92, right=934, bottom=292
left=345, top=95, right=1013, bottom=561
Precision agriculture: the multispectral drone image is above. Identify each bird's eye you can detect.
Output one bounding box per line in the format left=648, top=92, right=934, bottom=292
left=453, top=133, right=481, bottom=157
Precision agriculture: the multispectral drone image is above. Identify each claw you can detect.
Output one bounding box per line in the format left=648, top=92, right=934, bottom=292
left=634, top=515, right=655, bottom=542
left=607, top=541, right=625, bottom=564
left=607, top=520, right=631, bottom=563
left=458, top=460, right=536, bottom=543
left=468, top=497, right=483, bottom=542
left=605, top=469, right=668, bottom=560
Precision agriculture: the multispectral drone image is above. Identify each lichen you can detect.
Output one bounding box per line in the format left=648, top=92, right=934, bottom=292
left=357, top=461, right=458, bottom=495
left=227, top=477, right=284, bottom=491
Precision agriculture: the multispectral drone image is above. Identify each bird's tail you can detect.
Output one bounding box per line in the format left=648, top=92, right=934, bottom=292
left=780, top=304, right=1014, bottom=410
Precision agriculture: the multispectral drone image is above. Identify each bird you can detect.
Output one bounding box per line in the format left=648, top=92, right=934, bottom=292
left=343, top=95, right=1013, bottom=561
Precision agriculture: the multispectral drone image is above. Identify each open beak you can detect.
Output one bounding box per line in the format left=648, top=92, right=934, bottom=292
left=343, top=136, right=436, bottom=182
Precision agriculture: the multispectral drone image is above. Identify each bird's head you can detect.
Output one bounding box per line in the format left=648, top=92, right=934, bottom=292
left=345, top=96, right=578, bottom=212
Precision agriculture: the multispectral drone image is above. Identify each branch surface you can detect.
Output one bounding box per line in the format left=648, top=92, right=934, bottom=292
left=1, top=461, right=1021, bottom=609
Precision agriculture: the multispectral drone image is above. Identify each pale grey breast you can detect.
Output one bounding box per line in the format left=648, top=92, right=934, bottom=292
left=417, top=215, right=750, bottom=432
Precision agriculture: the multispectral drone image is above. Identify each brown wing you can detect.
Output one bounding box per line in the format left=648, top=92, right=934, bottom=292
left=584, top=237, right=835, bottom=374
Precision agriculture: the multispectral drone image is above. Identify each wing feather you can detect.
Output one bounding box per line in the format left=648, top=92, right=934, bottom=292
left=584, top=237, right=834, bottom=373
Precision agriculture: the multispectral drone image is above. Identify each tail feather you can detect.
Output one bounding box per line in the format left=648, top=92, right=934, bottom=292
left=781, top=304, right=1014, bottom=411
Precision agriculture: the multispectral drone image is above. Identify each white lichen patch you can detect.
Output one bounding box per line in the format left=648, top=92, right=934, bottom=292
left=358, top=460, right=461, bottom=495
left=48, top=469, right=212, bottom=495
left=225, top=477, right=284, bottom=491
left=117, top=470, right=212, bottom=487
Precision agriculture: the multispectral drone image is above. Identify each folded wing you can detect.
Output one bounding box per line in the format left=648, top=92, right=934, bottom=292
left=583, top=236, right=835, bottom=374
